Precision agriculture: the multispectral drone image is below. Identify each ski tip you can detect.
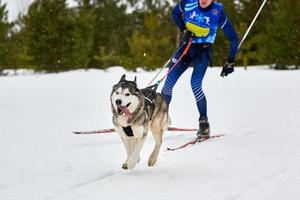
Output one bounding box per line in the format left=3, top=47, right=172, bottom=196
left=72, top=131, right=80, bottom=134
left=212, top=133, right=225, bottom=137
left=166, top=147, right=175, bottom=151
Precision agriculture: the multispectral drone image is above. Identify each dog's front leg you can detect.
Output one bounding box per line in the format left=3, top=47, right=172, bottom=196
left=121, top=137, right=134, bottom=158
left=122, top=135, right=146, bottom=170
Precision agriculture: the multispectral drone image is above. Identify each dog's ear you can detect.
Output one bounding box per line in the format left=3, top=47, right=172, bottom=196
left=133, top=76, right=137, bottom=83
left=120, top=74, right=126, bottom=82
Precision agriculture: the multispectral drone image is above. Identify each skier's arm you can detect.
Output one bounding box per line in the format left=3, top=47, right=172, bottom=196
left=172, top=0, right=187, bottom=31
left=219, top=10, right=239, bottom=63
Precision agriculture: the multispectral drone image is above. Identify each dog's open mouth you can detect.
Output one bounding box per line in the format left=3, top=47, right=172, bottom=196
left=117, top=103, right=132, bottom=119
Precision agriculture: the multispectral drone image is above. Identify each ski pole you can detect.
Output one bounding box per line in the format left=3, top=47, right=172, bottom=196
left=157, top=36, right=193, bottom=84
left=147, top=59, right=171, bottom=87
left=145, top=36, right=193, bottom=92
left=238, top=0, right=268, bottom=50
left=147, top=41, right=188, bottom=86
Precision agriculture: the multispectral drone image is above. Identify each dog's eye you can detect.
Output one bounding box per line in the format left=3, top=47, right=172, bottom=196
left=125, top=93, right=130, bottom=96
left=116, top=92, right=120, bottom=95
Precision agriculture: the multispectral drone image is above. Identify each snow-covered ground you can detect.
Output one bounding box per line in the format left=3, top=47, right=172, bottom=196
left=1, top=66, right=300, bottom=200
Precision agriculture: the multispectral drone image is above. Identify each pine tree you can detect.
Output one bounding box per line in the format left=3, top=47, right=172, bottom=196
left=0, top=0, right=12, bottom=71
left=89, top=0, right=132, bottom=68
left=237, top=0, right=272, bottom=66
left=124, top=4, right=175, bottom=70
left=72, top=0, right=95, bottom=68
left=23, top=0, right=78, bottom=72
left=261, top=0, right=300, bottom=68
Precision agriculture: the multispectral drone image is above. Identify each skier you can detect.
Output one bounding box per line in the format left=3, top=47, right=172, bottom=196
left=161, top=0, right=239, bottom=139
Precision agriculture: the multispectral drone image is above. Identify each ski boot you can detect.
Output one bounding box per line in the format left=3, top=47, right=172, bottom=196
left=196, top=117, right=210, bottom=140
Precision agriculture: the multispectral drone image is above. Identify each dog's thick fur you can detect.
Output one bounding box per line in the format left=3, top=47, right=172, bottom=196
left=110, top=75, right=169, bottom=170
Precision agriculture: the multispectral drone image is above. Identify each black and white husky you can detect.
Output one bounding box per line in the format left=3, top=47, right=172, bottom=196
left=110, top=75, right=169, bottom=170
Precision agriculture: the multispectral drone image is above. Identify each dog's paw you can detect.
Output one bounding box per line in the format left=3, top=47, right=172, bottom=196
left=125, top=157, right=139, bottom=169
left=122, top=161, right=136, bottom=170
left=148, top=156, right=157, bottom=167
left=122, top=163, right=128, bottom=170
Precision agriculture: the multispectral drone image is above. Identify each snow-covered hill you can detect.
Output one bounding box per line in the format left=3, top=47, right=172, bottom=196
left=1, top=67, right=300, bottom=200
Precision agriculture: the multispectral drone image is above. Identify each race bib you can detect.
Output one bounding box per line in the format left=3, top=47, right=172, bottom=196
left=186, top=22, right=210, bottom=37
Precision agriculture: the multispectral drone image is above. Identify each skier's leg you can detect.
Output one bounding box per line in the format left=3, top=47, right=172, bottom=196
left=190, top=50, right=210, bottom=119
left=161, top=51, right=192, bottom=106
left=190, top=49, right=211, bottom=138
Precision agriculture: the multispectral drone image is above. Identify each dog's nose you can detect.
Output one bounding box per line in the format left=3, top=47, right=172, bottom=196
left=116, top=99, right=122, bottom=106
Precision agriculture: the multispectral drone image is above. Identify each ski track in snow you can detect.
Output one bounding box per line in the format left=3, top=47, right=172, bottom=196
left=1, top=67, right=300, bottom=200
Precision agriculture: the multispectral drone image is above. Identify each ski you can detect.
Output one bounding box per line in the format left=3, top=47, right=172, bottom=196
left=167, top=134, right=225, bottom=151
left=167, top=127, right=197, bottom=132
left=73, top=127, right=197, bottom=135
left=72, top=128, right=115, bottom=135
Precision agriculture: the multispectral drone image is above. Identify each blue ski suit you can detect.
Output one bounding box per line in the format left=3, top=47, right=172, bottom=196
left=161, top=0, right=239, bottom=119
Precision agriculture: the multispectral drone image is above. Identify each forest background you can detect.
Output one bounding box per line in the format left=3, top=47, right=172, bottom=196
left=0, top=0, right=299, bottom=73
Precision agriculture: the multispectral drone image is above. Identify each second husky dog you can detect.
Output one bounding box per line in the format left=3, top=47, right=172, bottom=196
left=110, top=75, right=169, bottom=170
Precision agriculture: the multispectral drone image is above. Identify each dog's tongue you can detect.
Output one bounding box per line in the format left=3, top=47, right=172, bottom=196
left=119, top=106, right=133, bottom=119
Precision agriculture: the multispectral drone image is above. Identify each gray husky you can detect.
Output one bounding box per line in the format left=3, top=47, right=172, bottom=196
left=110, top=75, right=169, bottom=170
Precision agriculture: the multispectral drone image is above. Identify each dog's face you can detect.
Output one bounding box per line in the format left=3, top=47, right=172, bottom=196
left=110, top=74, right=142, bottom=117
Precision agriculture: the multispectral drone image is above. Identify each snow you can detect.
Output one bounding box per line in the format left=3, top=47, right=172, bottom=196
left=1, top=67, right=300, bottom=200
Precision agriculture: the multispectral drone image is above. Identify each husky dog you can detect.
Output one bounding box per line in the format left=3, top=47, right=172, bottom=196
left=110, top=74, right=169, bottom=170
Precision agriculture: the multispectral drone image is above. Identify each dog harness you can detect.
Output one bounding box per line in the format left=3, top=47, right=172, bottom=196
left=141, top=86, right=157, bottom=120
left=141, top=87, right=157, bottom=108
left=122, top=87, right=157, bottom=137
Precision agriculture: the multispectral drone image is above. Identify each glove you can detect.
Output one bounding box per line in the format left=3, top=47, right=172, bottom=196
left=220, top=62, right=235, bottom=77
left=180, top=30, right=193, bottom=45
